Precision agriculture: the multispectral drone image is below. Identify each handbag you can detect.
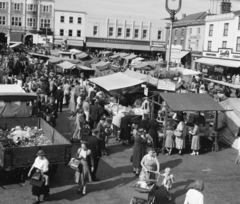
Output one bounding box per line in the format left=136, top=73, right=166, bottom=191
left=68, top=158, right=83, bottom=173
left=31, top=172, right=42, bottom=181
left=30, top=172, right=44, bottom=187
left=174, top=130, right=182, bottom=138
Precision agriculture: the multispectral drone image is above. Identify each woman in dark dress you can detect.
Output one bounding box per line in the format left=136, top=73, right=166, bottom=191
left=147, top=114, right=160, bottom=150
left=132, top=129, right=147, bottom=176
left=120, top=114, right=132, bottom=145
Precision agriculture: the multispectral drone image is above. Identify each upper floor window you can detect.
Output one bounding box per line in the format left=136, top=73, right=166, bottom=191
left=60, top=29, right=64, bottom=36
left=175, top=29, right=178, bottom=36
left=134, top=29, right=139, bottom=38
left=222, top=41, right=227, bottom=48
left=236, top=37, right=240, bottom=52
left=117, top=28, right=122, bottom=37
left=69, top=17, right=73, bottom=23
left=180, top=39, right=184, bottom=47
left=93, top=26, right=98, bottom=36
left=41, top=19, right=50, bottom=28
left=196, top=40, right=199, bottom=50
left=0, top=2, right=6, bottom=9
left=78, top=17, right=82, bottom=24
left=198, top=28, right=200, bottom=34
left=189, top=28, right=192, bottom=34
left=174, top=39, right=177, bottom=45
left=68, top=29, right=72, bottom=37
left=142, top=30, right=147, bottom=39
left=207, top=41, right=212, bottom=51
left=223, top=23, right=229, bottom=36
left=209, top=24, right=213, bottom=36
left=238, top=17, right=240, bottom=30
left=60, top=16, right=64, bottom=23
left=126, top=28, right=131, bottom=38
left=12, top=17, right=22, bottom=26
left=108, top=27, right=113, bottom=37
left=77, top=30, right=81, bottom=37
left=157, top=30, right=162, bottom=40
left=14, top=3, right=20, bottom=10
left=27, top=18, right=36, bottom=27
left=27, top=4, right=37, bottom=11
left=0, top=16, right=6, bottom=25
left=43, top=5, right=49, bottom=12
left=181, top=28, right=185, bottom=36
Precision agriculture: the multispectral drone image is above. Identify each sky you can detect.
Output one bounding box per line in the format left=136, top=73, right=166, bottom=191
left=55, top=0, right=240, bottom=20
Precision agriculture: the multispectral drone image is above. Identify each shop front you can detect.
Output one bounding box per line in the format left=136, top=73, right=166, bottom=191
left=190, top=51, right=202, bottom=70
left=150, top=41, right=166, bottom=60
left=166, top=45, right=190, bottom=67
left=86, top=37, right=150, bottom=53
left=54, top=36, right=84, bottom=49
left=196, top=48, right=240, bottom=84
left=9, top=32, right=23, bottom=44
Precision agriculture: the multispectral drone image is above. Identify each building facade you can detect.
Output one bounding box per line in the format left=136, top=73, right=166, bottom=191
left=84, top=14, right=166, bottom=53
left=0, top=0, right=55, bottom=45
left=197, top=11, right=240, bottom=78
left=54, top=9, right=86, bottom=48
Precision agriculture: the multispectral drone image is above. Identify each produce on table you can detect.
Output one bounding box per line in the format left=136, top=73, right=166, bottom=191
left=0, top=126, right=52, bottom=148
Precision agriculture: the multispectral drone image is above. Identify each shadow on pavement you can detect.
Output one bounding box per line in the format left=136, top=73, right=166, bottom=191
left=161, top=159, right=182, bottom=170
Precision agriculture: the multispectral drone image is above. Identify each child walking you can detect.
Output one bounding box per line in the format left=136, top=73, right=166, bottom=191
left=161, top=167, right=175, bottom=201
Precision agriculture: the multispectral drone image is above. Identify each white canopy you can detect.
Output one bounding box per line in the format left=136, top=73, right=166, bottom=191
left=77, top=65, right=94, bottom=71
left=9, top=43, right=22, bottom=48
left=124, top=54, right=137, bottom=60
left=57, top=61, right=76, bottom=69
left=0, top=85, right=25, bottom=93
left=70, top=49, right=82, bottom=54
left=170, top=67, right=202, bottom=75
left=196, top=57, right=240, bottom=68
left=89, top=72, right=144, bottom=92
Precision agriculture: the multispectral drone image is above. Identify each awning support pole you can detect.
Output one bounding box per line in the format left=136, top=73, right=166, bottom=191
left=162, top=103, right=168, bottom=155
left=215, top=111, right=219, bottom=152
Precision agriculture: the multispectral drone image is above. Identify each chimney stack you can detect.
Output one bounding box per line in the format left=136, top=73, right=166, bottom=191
left=220, top=0, right=231, bottom=14
left=182, top=14, right=186, bottom=19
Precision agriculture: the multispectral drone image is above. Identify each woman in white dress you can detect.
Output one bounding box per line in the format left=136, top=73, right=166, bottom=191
left=175, top=116, right=187, bottom=155
left=184, top=180, right=204, bottom=204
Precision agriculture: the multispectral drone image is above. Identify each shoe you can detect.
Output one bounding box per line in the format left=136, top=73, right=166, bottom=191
left=191, top=152, right=195, bottom=156
left=82, top=187, right=86, bottom=195
left=93, top=178, right=100, bottom=182
left=196, top=152, right=199, bottom=155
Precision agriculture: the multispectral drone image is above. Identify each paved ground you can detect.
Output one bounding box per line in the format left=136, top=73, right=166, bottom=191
left=0, top=107, right=240, bottom=204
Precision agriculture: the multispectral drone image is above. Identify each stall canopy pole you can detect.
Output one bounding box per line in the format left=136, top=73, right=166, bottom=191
left=162, top=105, right=168, bottom=155
left=215, top=111, right=219, bottom=152
left=117, top=97, right=119, bottom=114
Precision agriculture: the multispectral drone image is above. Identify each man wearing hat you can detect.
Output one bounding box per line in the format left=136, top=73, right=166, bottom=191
left=86, top=129, right=102, bottom=181
left=54, top=85, right=64, bottom=112
left=89, top=100, right=103, bottom=129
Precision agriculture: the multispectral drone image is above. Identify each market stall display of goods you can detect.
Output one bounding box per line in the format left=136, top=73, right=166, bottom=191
left=105, top=103, right=143, bottom=116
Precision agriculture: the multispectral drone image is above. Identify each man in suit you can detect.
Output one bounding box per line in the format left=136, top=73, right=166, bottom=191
left=120, top=114, right=132, bottom=145
left=54, top=86, right=64, bottom=112
left=86, top=129, right=102, bottom=181
left=45, top=97, right=57, bottom=127
left=89, top=100, right=102, bottom=129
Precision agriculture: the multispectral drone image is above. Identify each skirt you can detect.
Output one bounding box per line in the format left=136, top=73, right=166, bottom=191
left=165, top=136, right=175, bottom=148
left=74, top=160, right=92, bottom=186
left=191, top=136, right=201, bottom=150
left=175, top=136, right=186, bottom=150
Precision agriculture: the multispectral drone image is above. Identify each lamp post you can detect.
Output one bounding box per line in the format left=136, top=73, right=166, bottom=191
left=165, top=0, right=182, bottom=71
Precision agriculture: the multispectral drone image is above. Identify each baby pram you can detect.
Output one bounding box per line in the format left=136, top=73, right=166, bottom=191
left=130, top=171, right=160, bottom=204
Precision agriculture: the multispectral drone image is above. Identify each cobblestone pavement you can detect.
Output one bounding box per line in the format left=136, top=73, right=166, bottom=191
left=0, top=107, right=240, bottom=204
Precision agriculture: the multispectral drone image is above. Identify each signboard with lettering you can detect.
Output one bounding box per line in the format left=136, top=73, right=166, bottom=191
left=157, top=80, right=176, bottom=91
left=151, top=41, right=166, bottom=48
left=203, top=48, right=240, bottom=61
left=189, top=35, right=201, bottom=40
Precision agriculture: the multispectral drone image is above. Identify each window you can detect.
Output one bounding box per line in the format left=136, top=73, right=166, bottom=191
left=69, top=16, right=73, bottom=23
left=223, top=23, right=229, bottom=36
left=40, top=19, right=50, bottom=28
left=43, top=5, right=49, bottom=12
left=117, top=28, right=122, bottom=37
left=108, top=27, right=113, bottom=37
left=142, top=30, right=147, bottom=39
left=27, top=18, right=36, bottom=27
left=0, top=16, right=6, bottom=25
left=238, top=16, right=240, bottom=30
left=157, top=30, right=162, bottom=40
left=77, top=30, right=81, bottom=37
left=12, top=17, right=22, bottom=26
left=181, top=28, right=185, bottom=36
left=196, top=40, right=199, bottom=50
left=60, top=16, right=64, bottom=23
left=68, top=30, right=72, bottom=37
left=209, top=24, right=213, bottom=36
left=14, top=3, right=20, bottom=10
left=134, top=29, right=139, bottom=38
left=180, top=39, right=184, bottom=47
left=222, top=41, right=227, bottom=48
left=207, top=41, right=212, bottom=51
left=27, top=4, right=37, bottom=11
left=0, top=2, right=6, bottom=9
left=78, top=17, right=82, bottom=24
left=126, top=28, right=131, bottom=37
left=189, top=28, right=192, bottom=34
left=188, top=40, right=191, bottom=49
left=60, top=29, right=64, bottom=36
left=236, top=37, right=240, bottom=52
left=175, top=29, right=178, bottom=36
left=198, top=28, right=200, bottom=34
left=93, top=26, right=98, bottom=36
left=174, top=39, right=177, bottom=45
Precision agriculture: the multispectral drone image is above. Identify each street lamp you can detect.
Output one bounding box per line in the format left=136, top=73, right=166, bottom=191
left=165, top=0, right=182, bottom=71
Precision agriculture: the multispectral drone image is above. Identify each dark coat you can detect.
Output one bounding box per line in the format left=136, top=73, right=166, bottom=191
left=89, top=104, right=101, bottom=121
left=45, top=102, right=57, bottom=118
left=138, top=119, right=149, bottom=131
left=132, top=134, right=147, bottom=168
left=120, top=115, right=132, bottom=140
left=86, top=135, right=101, bottom=158
left=54, top=89, right=64, bottom=101
left=147, top=119, right=159, bottom=148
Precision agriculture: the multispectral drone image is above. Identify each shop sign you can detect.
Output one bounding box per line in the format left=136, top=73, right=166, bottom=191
left=189, top=35, right=201, bottom=40
left=157, top=80, right=176, bottom=91
left=151, top=41, right=166, bottom=48
left=203, top=49, right=240, bottom=60
left=214, top=66, right=224, bottom=74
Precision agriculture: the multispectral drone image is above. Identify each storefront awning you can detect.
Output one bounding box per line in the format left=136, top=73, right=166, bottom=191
left=160, top=93, right=225, bottom=111
left=204, top=78, right=240, bottom=89
left=196, top=57, right=240, bottom=68
left=170, top=67, right=202, bottom=76
left=171, top=51, right=189, bottom=61
left=89, top=72, right=144, bottom=92
left=68, top=40, right=84, bottom=47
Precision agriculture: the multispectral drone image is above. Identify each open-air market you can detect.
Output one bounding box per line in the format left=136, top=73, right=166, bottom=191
left=0, top=0, right=240, bottom=204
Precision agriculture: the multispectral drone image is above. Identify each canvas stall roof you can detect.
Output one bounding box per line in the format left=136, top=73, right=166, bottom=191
left=0, top=92, right=37, bottom=101
left=124, top=54, right=137, bottom=60
left=101, top=51, right=112, bottom=55
left=131, top=57, right=145, bottom=64
left=76, top=52, right=89, bottom=59
left=89, top=72, right=144, bottom=92
left=110, top=54, right=120, bottom=59
left=9, top=43, right=22, bottom=48
left=160, top=93, right=225, bottom=111
left=48, top=57, right=63, bottom=64
left=196, top=57, right=240, bottom=68
left=119, top=53, right=129, bottom=58
left=57, top=61, right=76, bottom=69
left=170, top=67, right=202, bottom=75
left=134, top=62, right=149, bottom=69
left=77, top=65, right=94, bottom=71
left=147, top=61, right=160, bottom=67
left=0, top=85, right=25, bottom=93
left=204, top=78, right=240, bottom=89
left=91, top=61, right=111, bottom=71
left=70, top=49, right=82, bottom=54
left=28, top=52, right=50, bottom=59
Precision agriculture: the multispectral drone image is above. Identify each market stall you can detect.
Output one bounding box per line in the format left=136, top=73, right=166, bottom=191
left=159, top=92, right=227, bottom=153
left=91, top=61, right=111, bottom=71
